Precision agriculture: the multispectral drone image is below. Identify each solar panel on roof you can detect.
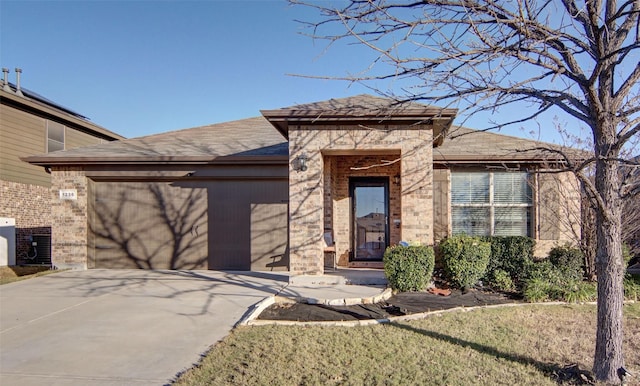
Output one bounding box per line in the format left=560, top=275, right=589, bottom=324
left=5, top=82, right=89, bottom=120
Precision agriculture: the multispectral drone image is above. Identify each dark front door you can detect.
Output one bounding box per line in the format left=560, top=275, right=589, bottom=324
left=350, top=177, right=389, bottom=261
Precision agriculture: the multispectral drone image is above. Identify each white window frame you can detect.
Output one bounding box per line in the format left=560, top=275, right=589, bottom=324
left=451, top=171, right=533, bottom=237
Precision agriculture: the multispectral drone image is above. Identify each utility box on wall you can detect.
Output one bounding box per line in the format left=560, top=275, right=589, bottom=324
left=0, top=218, right=16, bottom=266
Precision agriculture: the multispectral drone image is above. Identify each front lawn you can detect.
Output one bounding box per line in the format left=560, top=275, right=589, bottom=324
left=175, top=303, right=640, bottom=385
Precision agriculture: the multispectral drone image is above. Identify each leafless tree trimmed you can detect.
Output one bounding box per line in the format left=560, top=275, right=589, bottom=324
left=292, top=0, right=639, bottom=382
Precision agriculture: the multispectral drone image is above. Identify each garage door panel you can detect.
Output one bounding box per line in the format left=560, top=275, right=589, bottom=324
left=251, top=203, right=288, bottom=270
left=209, top=180, right=288, bottom=271
left=92, top=182, right=208, bottom=269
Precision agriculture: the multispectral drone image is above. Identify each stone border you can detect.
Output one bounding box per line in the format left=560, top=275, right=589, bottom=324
left=240, top=297, right=636, bottom=328
left=237, top=288, right=393, bottom=326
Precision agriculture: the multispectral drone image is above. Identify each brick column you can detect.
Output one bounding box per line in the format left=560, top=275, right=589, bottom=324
left=400, top=128, right=434, bottom=245
left=50, top=167, right=89, bottom=270
left=288, top=129, right=324, bottom=274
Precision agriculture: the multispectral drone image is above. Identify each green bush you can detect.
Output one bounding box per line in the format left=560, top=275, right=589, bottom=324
left=548, top=245, right=584, bottom=281
left=561, top=280, right=597, bottom=303
left=523, top=260, right=597, bottom=302
left=383, top=245, right=435, bottom=292
left=523, top=278, right=553, bottom=302
left=623, top=243, right=633, bottom=266
left=624, top=275, right=640, bottom=301
left=483, top=236, right=536, bottom=288
left=440, top=235, right=491, bottom=290
left=486, top=269, right=515, bottom=292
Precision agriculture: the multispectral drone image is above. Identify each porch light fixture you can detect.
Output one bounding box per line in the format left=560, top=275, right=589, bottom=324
left=294, top=153, right=308, bottom=172
left=393, top=174, right=401, bottom=185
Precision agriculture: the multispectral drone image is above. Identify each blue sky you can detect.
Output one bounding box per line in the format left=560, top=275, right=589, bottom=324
left=1, top=0, right=585, bottom=143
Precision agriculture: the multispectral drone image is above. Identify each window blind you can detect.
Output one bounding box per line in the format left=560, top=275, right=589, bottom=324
left=451, top=171, right=532, bottom=237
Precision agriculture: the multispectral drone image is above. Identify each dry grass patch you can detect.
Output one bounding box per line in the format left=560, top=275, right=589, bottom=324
left=175, top=303, right=640, bottom=386
left=0, top=266, right=60, bottom=285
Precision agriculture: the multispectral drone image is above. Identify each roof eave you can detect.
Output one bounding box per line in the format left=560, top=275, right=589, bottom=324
left=261, top=109, right=458, bottom=139
left=21, top=154, right=289, bottom=167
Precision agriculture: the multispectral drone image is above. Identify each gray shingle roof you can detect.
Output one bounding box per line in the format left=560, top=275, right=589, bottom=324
left=24, top=95, right=580, bottom=167
left=436, top=126, right=583, bottom=163
left=24, top=116, right=287, bottom=165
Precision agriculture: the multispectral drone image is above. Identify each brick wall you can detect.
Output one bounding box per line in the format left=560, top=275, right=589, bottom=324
left=50, top=167, right=88, bottom=269
left=289, top=124, right=434, bottom=275
left=0, top=179, right=52, bottom=263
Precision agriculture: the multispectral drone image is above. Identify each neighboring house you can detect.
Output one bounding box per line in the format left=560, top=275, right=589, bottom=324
left=23, top=95, right=581, bottom=274
left=0, top=70, right=125, bottom=265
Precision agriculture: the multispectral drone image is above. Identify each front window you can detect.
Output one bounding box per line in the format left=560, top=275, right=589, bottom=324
left=451, top=171, right=532, bottom=237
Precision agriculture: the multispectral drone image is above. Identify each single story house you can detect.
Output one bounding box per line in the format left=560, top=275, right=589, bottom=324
left=23, top=95, right=581, bottom=274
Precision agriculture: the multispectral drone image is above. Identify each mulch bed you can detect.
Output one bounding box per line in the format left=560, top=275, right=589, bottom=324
left=258, top=288, right=523, bottom=322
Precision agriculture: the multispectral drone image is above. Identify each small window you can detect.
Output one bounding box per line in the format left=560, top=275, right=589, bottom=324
left=451, top=171, right=533, bottom=237
left=47, top=121, right=65, bottom=153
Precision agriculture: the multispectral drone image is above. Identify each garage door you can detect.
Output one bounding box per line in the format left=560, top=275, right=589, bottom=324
left=208, top=180, right=288, bottom=271
left=90, top=181, right=208, bottom=269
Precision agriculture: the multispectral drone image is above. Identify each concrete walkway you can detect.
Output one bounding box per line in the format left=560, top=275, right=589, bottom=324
left=0, top=269, right=385, bottom=386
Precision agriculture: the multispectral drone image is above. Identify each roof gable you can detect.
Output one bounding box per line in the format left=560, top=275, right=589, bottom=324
left=261, top=94, right=458, bottom=139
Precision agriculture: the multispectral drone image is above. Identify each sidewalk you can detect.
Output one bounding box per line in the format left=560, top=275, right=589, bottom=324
left=282, top=268, right=388, bottom=304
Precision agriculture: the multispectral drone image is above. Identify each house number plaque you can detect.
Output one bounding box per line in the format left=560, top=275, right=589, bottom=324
left=59, top=189, right=78, bottom=200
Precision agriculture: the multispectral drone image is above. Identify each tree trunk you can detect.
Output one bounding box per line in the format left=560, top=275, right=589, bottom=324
left=592, top=140, right=625, bottom=383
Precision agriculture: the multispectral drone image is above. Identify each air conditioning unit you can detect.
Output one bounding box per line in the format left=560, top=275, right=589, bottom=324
left=32, top=234, right=52, bottom=266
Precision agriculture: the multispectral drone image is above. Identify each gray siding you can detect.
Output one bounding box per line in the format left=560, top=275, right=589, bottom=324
left=0, top=104, right=49, bottom=186
left=1, top=103, right=113, bottom=187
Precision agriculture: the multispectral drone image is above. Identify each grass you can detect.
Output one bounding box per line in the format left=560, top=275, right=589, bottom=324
left=0, top=265, right=61, bottom=285
left=175, top=303, right=640, bottom=385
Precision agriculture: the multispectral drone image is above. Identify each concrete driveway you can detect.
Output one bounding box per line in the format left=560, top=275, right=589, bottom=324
left=0, top=269, right=289, bottom=385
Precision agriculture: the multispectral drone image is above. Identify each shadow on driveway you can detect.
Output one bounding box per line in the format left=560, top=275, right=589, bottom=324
left=0, top=269, right=288, bottom=386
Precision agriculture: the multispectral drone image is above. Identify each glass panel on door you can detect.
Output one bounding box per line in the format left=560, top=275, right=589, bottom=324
left=350, top=178, right=389, bottom=261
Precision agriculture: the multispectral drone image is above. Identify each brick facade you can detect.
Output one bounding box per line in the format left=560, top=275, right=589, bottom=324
left=50, top=167, right=89, bottom=269
left=0, top=180, right=52, bottom=263
left=289, top=124, right=435, bottom=275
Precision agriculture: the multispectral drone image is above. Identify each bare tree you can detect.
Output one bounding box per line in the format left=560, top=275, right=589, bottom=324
left=292, top=0, right=639, bottom=382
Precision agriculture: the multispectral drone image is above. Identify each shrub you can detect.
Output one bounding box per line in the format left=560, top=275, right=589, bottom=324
left=486, top=269, right=515, bottom=292
left=561, top=280, right=597, bottom=303
left=523, top=260, right=597, bottom=302
left=523, top=278, right=553, bottom=302
left=483, top=236, right=536, bottom=288
left=623, top=243, right=633, bottom=266
left=383, top=245, right=435, bottom=292
left=624, top=275, right=640, bottom=301
left=440, top=235, right=491, bottom=290
left=548, top=245, right=584, bottom=281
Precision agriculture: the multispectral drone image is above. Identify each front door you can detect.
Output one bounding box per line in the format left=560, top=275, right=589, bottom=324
left=350, top=177, right=389, bottom=261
